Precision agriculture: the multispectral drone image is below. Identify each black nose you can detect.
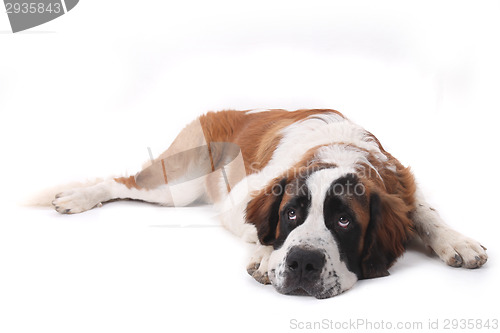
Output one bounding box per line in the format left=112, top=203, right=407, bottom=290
left=285, top=247, right=326, bottom=285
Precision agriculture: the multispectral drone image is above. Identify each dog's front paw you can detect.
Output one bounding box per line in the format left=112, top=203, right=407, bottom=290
left=247, top=245, right=273, bottom=285
left=431, top=229, right=487, bottom=269
left=52, top=189, right=103, bottom=214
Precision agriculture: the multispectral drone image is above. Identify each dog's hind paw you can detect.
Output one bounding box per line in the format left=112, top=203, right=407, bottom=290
left=52, top=186, right=106, bottom=214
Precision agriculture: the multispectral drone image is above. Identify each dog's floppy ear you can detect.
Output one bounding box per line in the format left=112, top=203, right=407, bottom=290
left=361, top=191, right=413, bottom=279
left=245, top=177, right=288, bottom=246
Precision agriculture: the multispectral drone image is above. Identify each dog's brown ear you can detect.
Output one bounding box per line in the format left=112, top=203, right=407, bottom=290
left=245, top=177, right=288, bottom=246
left=361, top=191, right=414, bottom=279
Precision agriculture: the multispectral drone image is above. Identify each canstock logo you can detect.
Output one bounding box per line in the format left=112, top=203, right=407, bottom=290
left=4, top=0, right=79, bottom=33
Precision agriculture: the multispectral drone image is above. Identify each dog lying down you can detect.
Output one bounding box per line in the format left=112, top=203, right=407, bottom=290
left=48, top=109, right=487, bottom=299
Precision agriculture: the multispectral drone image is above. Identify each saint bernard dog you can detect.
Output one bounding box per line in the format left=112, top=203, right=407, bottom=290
left=51, top=109, right=487, bottom=299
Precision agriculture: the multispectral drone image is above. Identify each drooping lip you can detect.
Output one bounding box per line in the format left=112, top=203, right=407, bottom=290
left=278, top=287, right=344, bottom=299
left=269, top=269, right=344, bottom=299
left=313, top=286, right=345, bottom=299
left=276, top=282, right=341, bottom=299
left=286, top=288, right=310, bottom=296
left=272, top=277, right=344, bottom=299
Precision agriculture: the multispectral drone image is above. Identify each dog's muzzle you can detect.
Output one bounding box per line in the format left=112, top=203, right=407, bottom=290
left=280, top=246, right=326, bottom=295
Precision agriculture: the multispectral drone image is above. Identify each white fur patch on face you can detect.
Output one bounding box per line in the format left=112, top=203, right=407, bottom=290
left=267, top=169, right=358, bottom=298
left=315, top=144, right=385, bottom=182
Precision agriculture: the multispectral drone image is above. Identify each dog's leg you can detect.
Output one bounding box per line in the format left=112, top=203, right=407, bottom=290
left=53, top=173, right=210, bottom=215
left=53, top=118, right=212, bottom=214
left=411, top=189, right=487, bottom=268
left=52, top=178, right=177, bottom=214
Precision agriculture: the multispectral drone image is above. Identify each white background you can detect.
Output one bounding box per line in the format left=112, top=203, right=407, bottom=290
left=1, top=1, right=499, bottom=332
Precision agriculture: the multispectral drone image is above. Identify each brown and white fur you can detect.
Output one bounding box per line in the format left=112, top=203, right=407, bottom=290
left=51, top=109, right=487, bottom=299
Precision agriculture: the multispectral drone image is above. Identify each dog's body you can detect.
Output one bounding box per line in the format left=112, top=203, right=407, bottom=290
left=52, top=109, right=487, bottom=299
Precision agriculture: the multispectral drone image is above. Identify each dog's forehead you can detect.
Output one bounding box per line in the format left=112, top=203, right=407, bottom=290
left=306, top=168, right=354, bottom=206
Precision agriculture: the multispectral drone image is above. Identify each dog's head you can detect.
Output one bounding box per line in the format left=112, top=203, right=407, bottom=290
left=246, top=163, right=413, bottom=299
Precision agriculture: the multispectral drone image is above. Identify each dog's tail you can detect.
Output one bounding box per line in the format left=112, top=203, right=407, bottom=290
left=21, top=178, right=104, bottom=207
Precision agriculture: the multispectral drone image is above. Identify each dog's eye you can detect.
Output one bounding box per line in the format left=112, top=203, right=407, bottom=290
left=286, top=208, right=297, bottom=221
left=338, top=216, right=350, bottom=228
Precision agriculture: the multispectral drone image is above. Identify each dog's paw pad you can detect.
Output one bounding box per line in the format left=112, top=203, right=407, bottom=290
left=434, top=232, right=488, bottom=269
left=251, top=270, right=270, bottom=285
left=447, top=253, right=463, bottom=267
left=247, top=245, right=273, bottom=285
left=453, top=240, right=487, bottom=269
left=246, top=262, right=260, bottom=276
left=52, top=190, right=101, bottom=214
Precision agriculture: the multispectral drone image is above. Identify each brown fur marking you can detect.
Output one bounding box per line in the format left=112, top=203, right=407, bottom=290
left=114, top=176, right=143, bottom=189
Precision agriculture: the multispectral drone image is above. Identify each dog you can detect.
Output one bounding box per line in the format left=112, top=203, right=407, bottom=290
left=51, top=109, right=487, bottom=299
